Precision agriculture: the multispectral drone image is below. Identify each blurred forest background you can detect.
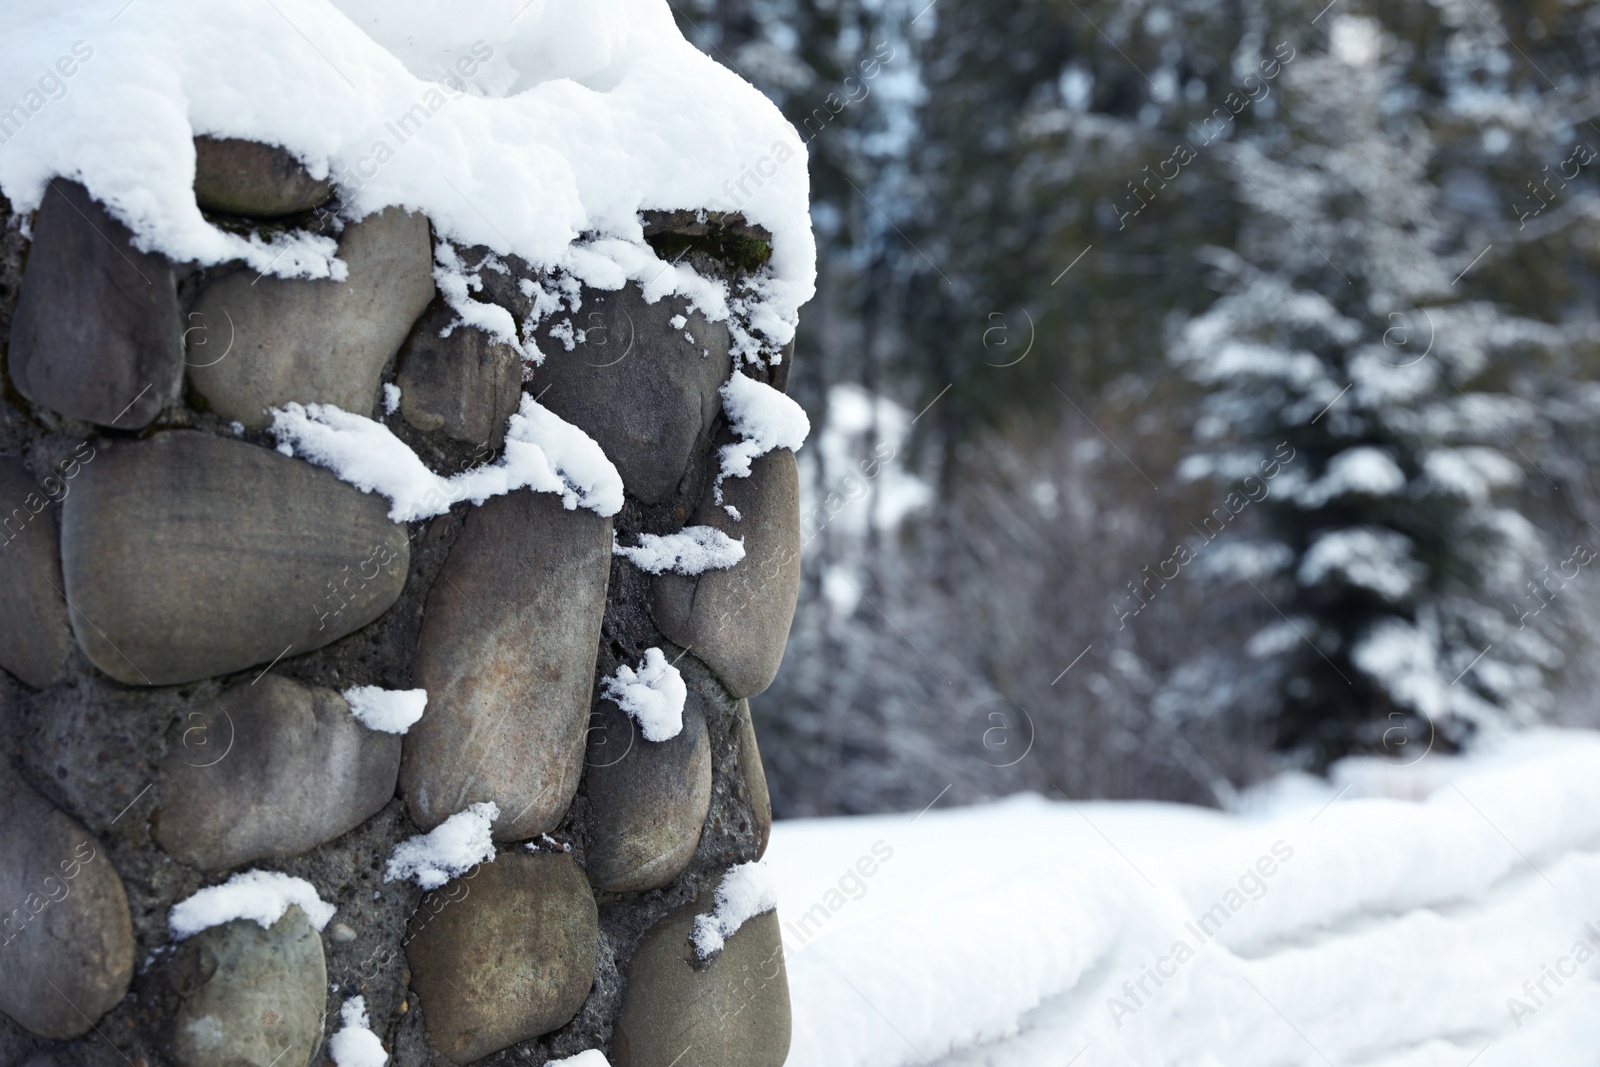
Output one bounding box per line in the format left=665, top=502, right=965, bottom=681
left=672, top=0, right=1600, bottom=815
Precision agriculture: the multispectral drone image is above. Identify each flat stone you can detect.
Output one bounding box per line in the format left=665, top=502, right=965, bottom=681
left=651, top=450, right=801, bottom=697
left=188, top=207, right=434, bottom=429
left=9, top=179, right=182, bottom=428
left=193, top=137, right=333, bottom=217
left=401, top=490, right=609, bottom=840
left=0, top=763, right=133, bottom=1040
left=154, top=676, right=401, bottom=870
left=583, top=687, right=711, bottom=892
left=153, top=908, right=327, bottom=1067
left=530, top=285, right=731, bottom=503
left=60, top=431, right=408, bottom=686
left=612, top=905, right=790, bottom=1067
left=0, top=459, right=76, bottom=688
left=734, top=700, right=773, bottom=860
left=406, top=852, right=597, bottom=1063
left=397, top=304, right=524, bottom=449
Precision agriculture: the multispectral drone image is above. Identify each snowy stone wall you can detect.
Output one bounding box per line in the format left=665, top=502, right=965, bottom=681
left=0, top=140, right=796, bottom=1067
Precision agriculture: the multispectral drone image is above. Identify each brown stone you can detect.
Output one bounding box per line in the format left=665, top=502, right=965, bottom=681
left=401, top=490, right=609, bottom=840
left=59, top=431, right=408, bottom=686
left=583, top=688, right=711, bottom=892
left=612, top=905, right=790, bottom=1067
left=154, top=677, right=401, bottom=870
left=651, top=450, right=801, bottom=697
left=9, top=179, right=183, bottom=429
left=405, top=852, right=597, bottom=1063
left=193, top=137, right=333, bottom=217
left=0, top=763, right=134, bottom=1040
left=0, top=458, right=77, bottom=688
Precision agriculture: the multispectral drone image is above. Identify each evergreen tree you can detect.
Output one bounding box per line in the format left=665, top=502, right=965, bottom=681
left=1172, top=15, right=1578, bottom=763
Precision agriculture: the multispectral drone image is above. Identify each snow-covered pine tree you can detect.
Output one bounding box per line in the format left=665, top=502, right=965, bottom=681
left=1171, top=15, right=1568, bottom=765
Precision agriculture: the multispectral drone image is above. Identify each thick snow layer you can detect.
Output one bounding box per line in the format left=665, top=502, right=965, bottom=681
left=600, top=647, right=686, bottom=742
left=692, top=860, right=778, bottom=958
left=342, top=685, right=427, bottom=734
left=328, top=997, right=387, bottom=1067
left=769, top=729, right=1600, bottom=1067
left=168, top=870, right=336, bottom=940
left=0, top=1, right=814, bottom=355
left=271, top=395, right=623, bottom=519
left=614, top=526, right=746, bottom=575
left=384, top=801, right=498, bottom=889
left=717, top=372, right=810, bottom=501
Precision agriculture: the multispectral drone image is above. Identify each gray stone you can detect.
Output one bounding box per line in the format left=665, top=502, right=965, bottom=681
left=734, top=700, right=773, bottom=860
left=397, top=304, right=524, bottom=449
left=530, top=285, right=731, bottom=503
left=60, top=431, right=409, bottom=686
left=154, top=907, right=327, bottom=1067
left=188, top=207, right=434, bottom=429
left=9, top=179, right=182, bottom=429
left=612, top=905, right=790, bottom=1067
left=154, top=676, right=401, bottom=871
left=192, top=137, right=333, bottom=217
left=0, top=763, right=134, bottom=1040
left=0, top=459, right=76, bottom=688
left=583, top=688, right=711, bottom=892
left=401, top=490, right=609, bottom=841
left=651, top=450, right=801, bottom=697
left=405, top=852, right=597, bottom=1063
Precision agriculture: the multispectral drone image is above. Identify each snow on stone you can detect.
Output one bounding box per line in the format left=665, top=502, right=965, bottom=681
left=1294, top=446, right=1406, bottom=507
left=432, top=242, right=526, bottom=356
left=381, top=383, right=401, bottom=416
left=614, top=526, right=745, bottom=575
left=0, top=2, right=813, bottom=359
left=692, top=861, right=778, bottom=959
left=1297, top=526, right=1422, bottom=601
left=716, top=372, right=810, bottom=502
left=168, top=870, right=335, bottom=940
left=772, top=729, right=1600, bottom=1067
left=548, top=1053, right=611, bottom=1067
left=601, top=648, right=686, bottom=742
left=270, top=394, right=623, bottom=520
left=328, top=997, right=387, bottom=1067
left=384, top=801, right=498, bottom=889
left=342, top=685, right=427, bottom=734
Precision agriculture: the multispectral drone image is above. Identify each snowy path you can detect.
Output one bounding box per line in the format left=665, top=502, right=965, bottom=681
left=766, top=730, right=1600, bottom=1067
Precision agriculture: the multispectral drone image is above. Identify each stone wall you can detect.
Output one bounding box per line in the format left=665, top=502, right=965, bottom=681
left=0, top=139, right=797, bottom=1067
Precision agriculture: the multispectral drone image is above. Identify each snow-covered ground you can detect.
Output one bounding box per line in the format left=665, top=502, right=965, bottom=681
left=768, top=729, right=1600, bottom=1066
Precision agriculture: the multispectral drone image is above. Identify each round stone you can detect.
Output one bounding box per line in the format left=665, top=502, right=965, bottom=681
left=59, top=431, right=409, bottom=686
left=405, top=852, right=598, bottom=1063
left=154, top=676, right=402, bottom=871
left=192, top=137, right=334, bottom=217
left=9, top=180, right=182, bottom=429
left=582, top=688, right=711, bottom=892
left=0, top=764, right=134, bottom=1040
left=651, top=449, right=801, bottom=697
left=612, top=904, right=790, bottom=1067
left=152, top=907, right=328, bottom=1067
left=401, top=490, right=610, bottom=841
left=397, top=303, right=524, bottom=450
left=0, top=458, right=77, bottom=689
left=188, top=206, right=435, bottom=429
